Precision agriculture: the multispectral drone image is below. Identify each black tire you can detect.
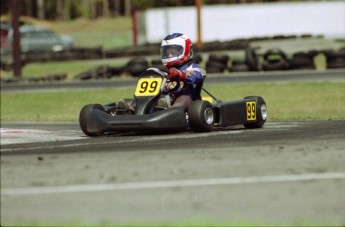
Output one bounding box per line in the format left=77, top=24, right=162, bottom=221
left=108, top=66, right=124, bottom=78
left=206, top=66, right=224, bottom=73
left=208, top=54, right=229, bottom=65
left=231, top=60, right=246, bottom=66
left=206, top=61, right=227, bottom=73
left=125, top=57, right=149, bottom=77
left=307, top=50, right=319, bottom=58
left=127, top=57, right=149, bottom=67
left=94, top=65, right=112, bottom=79
left=79, top=104, right=105, bottom=136
left=289, top=56, right=315, bottom=69
left=323, top=48, right=345, bottom=69
left=229, top=60, right=249, bottom=72
left=289, top=65, right=315, bottom=70
left=292, top=51, right=318, bottom=59
left=323, top=49, right=345, bottom=60
left=327, top=58, right=345, bottom=69
left=74, top=70, right=93, bottom=80
left=262, top=59, right=289, bottom=71
left=263, top=48, right=288, bottom=61
left=74, top=65, right=117, bottom=80
left=243, top=96, right=267, bottom=129
left=206, top=60, right=227, bottom=69
left=125, top=63, right=147, bottom=77
left=245, top=47, right=259, bottom=71
left=230, top=64, right=249, bottom=72
left=188, top=100, right=215, bottom=132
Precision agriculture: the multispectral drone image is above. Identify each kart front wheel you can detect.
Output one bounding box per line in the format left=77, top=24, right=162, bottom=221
left=188, top=100, right=215, bottom=132
left=79, top=104, right=105, bottom=136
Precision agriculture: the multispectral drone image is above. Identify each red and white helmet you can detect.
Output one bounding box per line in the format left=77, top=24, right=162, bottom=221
left=161, top=33, right=193, bottom=68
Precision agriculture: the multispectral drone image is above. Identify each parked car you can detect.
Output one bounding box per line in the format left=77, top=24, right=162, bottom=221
left=1, top=24, right=74, bottom=70
left=0, top=22, right=11, bottom=46
left=1, top=25, right=74, bottom=54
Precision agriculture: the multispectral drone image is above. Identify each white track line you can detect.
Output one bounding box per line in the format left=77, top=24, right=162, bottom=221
left=2, top=172, right=344, bottom=196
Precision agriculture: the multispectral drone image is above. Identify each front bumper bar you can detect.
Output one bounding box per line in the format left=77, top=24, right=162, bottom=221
left=86, top=107, right=188, bottom=134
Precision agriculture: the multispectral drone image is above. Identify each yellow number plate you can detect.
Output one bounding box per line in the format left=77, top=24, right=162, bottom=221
left=135, top=78, right=163, bottom=96
left=246, top=101, right=256, bottom=121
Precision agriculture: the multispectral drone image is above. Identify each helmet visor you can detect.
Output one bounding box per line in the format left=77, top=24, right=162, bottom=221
left=161, top=45, right=184, bottom=59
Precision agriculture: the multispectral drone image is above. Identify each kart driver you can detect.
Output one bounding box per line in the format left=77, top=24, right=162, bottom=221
left=117, top=33, right=206, bottom=113
left=159, top=32, right=206, bottom=111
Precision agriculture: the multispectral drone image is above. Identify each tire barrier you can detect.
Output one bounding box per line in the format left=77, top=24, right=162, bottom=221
left=27, top=73, right=67, bottom=83
left=262, top=48, right=290, bottom=71
left=205, top=54, right=229, bottom=73
left=74, top=65, right=123, bottom=80
left=72, top=47, right=340, bottom=80
left=245, top=47, right=260, bottom=71
left=124, top=57, right=149, bottom=77
left=226, top=47, right=338, bottom=73
left=323, top=48, right=345, bottom=69
left=230, top=60, right=249, bottom=72
left=289, top=51, right=317, bottom=70
left=2, top=34, right=343, bottom=83
left=73, top=57, right=156, bottom=81
left=1, top=39, right=248, bottom=71
left=1, top=73, right=67, bottom=83
left=1, top=47, right=104, bottom=71
left=0, top=34, right=324, bottom=72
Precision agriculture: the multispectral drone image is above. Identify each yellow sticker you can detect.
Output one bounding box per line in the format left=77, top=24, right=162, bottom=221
left=135, top=78, right=163, bottom=96
left=202, top=96, right=214, bottom=104
left=246, top=101, right=256, bottom=121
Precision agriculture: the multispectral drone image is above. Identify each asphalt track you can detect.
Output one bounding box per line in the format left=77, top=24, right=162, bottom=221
left=1, top=70, right=345, bottom=226
left=1, top=120, right=345, bottom=225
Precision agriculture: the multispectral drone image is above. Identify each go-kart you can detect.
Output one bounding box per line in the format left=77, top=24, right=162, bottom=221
left=79, top=68, right=267, bottom=136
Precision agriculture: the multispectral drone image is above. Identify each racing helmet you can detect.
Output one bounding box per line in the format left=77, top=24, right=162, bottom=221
left=161, top=33, right=193, bottom=68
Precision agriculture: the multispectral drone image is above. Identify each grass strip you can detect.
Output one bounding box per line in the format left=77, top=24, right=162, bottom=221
left=7, top=217, right=321, bottom=227
left=1, top=82, right=344, bottom=122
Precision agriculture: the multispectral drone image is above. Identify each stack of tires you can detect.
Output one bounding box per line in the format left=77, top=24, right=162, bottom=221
left=124, top=57, right=149, bottom=77
left=245, top=47, right=260, bottom=71
left=229, top=47, right=259, bottom=72
left=28, top=73, right=67, bottom=83
left=205, top=54, right=229, bottom=73
left=262, top=48, right=290, bottom=71
left=230, top=59, right=249, bottom=72
left=324, top=48, right=345, bottom=69
left=74, top=65, right=123, bottom=80
left=288, top=51, right=317, bottom=70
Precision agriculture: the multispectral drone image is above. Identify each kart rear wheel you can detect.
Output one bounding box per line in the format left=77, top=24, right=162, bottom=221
left=243, top=96, right=267, bottom=129
left=188, top=100, right=215, bottom=132
left=79, top=104, right=105, bottom=136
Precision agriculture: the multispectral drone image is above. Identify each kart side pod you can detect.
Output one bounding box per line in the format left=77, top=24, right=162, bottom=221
left=213, top=96, right=267, bottom=128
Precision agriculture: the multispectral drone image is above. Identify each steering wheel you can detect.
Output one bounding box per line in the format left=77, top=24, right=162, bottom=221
left=163, top=76, right=181, bottom=94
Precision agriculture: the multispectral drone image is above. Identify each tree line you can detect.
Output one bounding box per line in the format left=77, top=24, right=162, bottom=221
left=1, top=0, right=312, bottom=21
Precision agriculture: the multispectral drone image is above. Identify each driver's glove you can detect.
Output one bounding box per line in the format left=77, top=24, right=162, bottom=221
left=168, top=67, right=186, bottom=81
